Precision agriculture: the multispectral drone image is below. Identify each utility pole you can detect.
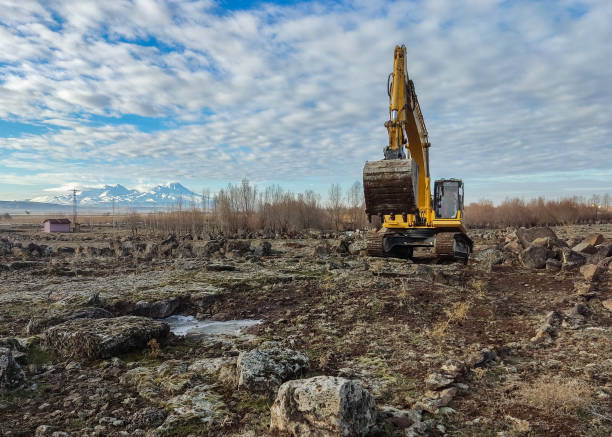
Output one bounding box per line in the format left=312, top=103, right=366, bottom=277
left=112, top=198, right=116, bottom=229
left=72, top=188, right=78, bottom=232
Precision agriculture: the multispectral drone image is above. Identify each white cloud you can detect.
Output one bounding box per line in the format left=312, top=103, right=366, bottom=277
left=0, top=0, right=611, bottom=202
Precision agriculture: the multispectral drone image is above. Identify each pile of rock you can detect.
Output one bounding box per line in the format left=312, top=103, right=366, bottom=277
left=500, top=227, right=611, bottom=278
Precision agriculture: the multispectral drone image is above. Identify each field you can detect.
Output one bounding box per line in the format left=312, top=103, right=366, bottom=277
left=0, top=222, right=610, bottom=436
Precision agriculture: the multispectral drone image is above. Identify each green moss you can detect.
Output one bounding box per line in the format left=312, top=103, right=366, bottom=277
left=65, top=417, right=86, bottom=432
left=235, top=392, right=273, bottom=414
left=27, top=345, right=56, bottom=366
left=0, top=388, right=29, bottom=408
left=163, top=418, right=208, bottom=437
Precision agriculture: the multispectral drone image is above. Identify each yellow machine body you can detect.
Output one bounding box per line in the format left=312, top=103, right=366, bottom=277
left=362, top=45, right=471, bottom=260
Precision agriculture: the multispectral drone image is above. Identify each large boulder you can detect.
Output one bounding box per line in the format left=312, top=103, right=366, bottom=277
left=133, top=298, right=181, bottom=319
left=0, top=238, right=13, bottom=256
left=520, top=246, right=549, bottom=269
left=580, top=264, right=605, bottom=282
left=572, top=241, right=598, bottom=255
left=225, top=240, right=251, bottom=255
left=270, top=376, right=376, bottom=437
left=516, top=227, right=558, bottom=249
left=43, top=316, right=169, bottom=359
left=25, top=307, right=113, bottom=335
left=251, top=240, right=272, bottom=257
left=583, top=233, right=605, bottom=246
left=236, top=343, right=309, bottom=395
left=0, top=351, right=26, bottom=391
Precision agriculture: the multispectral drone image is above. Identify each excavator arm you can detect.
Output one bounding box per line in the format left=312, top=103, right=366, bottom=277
left=384, top=45, right=432, bottom=216
left=363, top=45, right=433, bottom=224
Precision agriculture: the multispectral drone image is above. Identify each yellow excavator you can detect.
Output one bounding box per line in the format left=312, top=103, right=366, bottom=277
left=363, top=45, right=472, bottom=262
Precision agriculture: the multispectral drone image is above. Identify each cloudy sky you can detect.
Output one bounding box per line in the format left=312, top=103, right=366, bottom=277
left=0, top=0, right=610, bottom=203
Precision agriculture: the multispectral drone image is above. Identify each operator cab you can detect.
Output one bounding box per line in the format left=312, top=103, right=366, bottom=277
left=434, top=179, right=464, bottom=219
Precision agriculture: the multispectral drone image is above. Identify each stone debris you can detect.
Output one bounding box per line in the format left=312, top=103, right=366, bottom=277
left=270, top=376, right=376, bottom=437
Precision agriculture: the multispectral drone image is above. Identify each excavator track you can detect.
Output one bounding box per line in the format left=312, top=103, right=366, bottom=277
left=363, top=159, right=418, bottom=218
left=435, top=232, right=472, bottom=263
left=434, top=232, right=456, bottom=258
left=366, top=230, right=385, bottom=257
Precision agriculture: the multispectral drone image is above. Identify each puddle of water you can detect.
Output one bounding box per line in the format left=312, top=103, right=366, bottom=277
left=164, top=315, right=262, bottom=337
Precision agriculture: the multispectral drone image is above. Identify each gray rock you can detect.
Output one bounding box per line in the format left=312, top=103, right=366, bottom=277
left=545, top=258, right=562, bottom=272
left=225, top=240, right=251, bottom=255
left=313, top=243, right=330, bottom=257
left=0, top=238, right=12, bottom=256
left=531, top=311, right=563, bottom=343
left=251, top=240, right=272, bottom=257
left=348, top=239, right=367, bottom=255
left=0, top=351, right=26, bottom=390
left=424, top=373, right=454, bottom=390
left=270, top=376, right=376, bottom=437
left=572, top=241, right=598, bottom=255
left=520, top=246, right=548, bottom=269
left=133, top=298, right=181, bottom=319
left=131, top=407, right=167, bottom=429
left=466, top=348, right=496, bottom=368
left=579, top=264, right=605, bottom=282
left=473, top=248, right=505, bottom=265
left=582, top=233, right=605, bottom=246
left=516, top=227, right=558, bottom=249
left=237, top=343, right=309, bottom=395
left=43, top=316, right=169, bottom=359
left=560, top=248, right=587, bottom=269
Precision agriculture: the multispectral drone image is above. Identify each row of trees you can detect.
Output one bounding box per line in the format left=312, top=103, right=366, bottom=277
left=140, top=179, right=368, bottom=236
left=137, top=179, right=610, bottom=236
left=464, top=195, right=611, bottom=228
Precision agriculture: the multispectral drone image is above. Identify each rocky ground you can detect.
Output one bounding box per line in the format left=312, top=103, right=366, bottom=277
left=0, top=223, right=611, bottom=436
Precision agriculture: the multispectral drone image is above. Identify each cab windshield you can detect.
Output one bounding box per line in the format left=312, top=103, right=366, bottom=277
left=435, top=181, right=461, bottom=219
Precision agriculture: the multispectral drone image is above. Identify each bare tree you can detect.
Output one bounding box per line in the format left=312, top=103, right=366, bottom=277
left=328, top=184, right=344, bottom=231
left=346, top=180, right=364, bottom=230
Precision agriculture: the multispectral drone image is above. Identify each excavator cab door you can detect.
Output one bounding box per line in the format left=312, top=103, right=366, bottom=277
left=434, top=179, right=464, bottom=219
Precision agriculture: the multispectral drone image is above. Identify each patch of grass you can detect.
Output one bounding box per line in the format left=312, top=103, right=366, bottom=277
left=65, top=417, right=85, bottom=432
left=470, top=279, right=489, bottom=297
left=516, top=375, right=593, bottom=414
left=164, top=418, right=208, bottom=437
left=235, top=392, right=273, bottom=414
left=27, top=345, right=57, bottom=366
left=0, top=388, right=29, bottom=408
left=427, top=300, right=471, bottom=340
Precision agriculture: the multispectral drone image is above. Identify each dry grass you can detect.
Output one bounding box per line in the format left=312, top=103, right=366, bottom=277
left=516, top=375, right=593, bottom=414
left=428, top=301, right=471, bottom=339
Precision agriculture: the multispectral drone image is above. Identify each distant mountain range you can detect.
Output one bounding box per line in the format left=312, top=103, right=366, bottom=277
left=28, top=182, right=200, bottom=207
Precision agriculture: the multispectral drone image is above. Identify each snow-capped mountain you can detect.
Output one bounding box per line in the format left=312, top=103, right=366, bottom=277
left=30, top=183, right=200, bottom=206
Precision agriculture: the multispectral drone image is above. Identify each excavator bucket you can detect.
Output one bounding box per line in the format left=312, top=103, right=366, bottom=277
left=363, top=159, right=419, bottom=218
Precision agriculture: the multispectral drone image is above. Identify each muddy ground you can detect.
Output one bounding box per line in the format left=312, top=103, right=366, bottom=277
left=0, top=223, right=611, bottom=436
